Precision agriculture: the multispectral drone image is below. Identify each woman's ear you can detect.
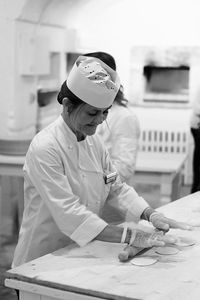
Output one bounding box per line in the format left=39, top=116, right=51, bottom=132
left=62, top=97, right=68, bottom=106
left=62, top=98, right=73, bottom=113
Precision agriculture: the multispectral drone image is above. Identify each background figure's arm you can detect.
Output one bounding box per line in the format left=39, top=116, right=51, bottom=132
left=111, top=113, right=140, bottom=183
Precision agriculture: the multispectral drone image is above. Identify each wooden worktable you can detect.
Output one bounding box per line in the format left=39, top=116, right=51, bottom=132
left=0, top=154, right=25, bottom=177
left=4, top=192, right=200, bottom=300
left=135, top=152, right=188, bottom=204
left=0, top=154, right=25, bottom=232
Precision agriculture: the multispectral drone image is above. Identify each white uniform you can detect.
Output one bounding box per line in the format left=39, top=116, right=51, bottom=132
left=97, top=103, right=140, bottom=185
left=12, top=116, right=148, bottom=267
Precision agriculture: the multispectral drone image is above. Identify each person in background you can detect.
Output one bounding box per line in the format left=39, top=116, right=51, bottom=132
left=84, top=52, right=140, bottom=186
left=12, top=55, right=191, bottom=274
left=97, top=84, right=140, bottom=186
left=190, top=87, right=200, bottom=193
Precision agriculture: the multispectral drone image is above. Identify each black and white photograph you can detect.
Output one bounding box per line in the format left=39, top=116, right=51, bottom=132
left=1, top=1, right=200, bottom=299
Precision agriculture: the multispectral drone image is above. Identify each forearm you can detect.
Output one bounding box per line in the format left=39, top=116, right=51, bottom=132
left=95, top=223, right=177, bottom=250
left=95, top=208, right=157, bottom=245
left=94, top=224, right=131, bottom=244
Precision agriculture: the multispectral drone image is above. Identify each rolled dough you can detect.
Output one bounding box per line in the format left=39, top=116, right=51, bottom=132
left=155, top=246, right=179, bottom=255
left=175, top=237, right=195, bottom=247
left=131, top=257, right=158, bottom=266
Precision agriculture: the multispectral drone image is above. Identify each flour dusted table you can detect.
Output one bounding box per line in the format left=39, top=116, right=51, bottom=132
left=4, top=192, right=200, bottom=300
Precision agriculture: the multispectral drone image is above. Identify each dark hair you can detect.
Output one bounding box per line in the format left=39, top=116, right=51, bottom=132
left=57, top=81, right=84, bottom=107
left=84, top=51, right=116, bottom=71
left=114, top=85, right=128, bottom=107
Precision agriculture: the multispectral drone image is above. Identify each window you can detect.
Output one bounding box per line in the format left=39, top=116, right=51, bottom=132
left=143, top=65, right=189, bottom=103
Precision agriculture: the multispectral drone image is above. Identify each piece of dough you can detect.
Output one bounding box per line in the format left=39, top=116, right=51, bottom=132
left=131, top=257, right=157, bottom=266
left=155, top=246, right=179, bottom=255
left=188, top=221, right=200, bottom=227
left=175, top=237, right=195, bottom=247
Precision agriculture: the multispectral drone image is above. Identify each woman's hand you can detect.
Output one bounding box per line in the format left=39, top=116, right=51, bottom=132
left=149, top=212, right=192, bottom=232
left=129, top=229, right=177, bottom=248
left=118, top=228, right=178, bottom=262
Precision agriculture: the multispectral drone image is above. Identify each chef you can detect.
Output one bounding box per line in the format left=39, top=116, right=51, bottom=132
left=12, top=56, right=191, bottom=268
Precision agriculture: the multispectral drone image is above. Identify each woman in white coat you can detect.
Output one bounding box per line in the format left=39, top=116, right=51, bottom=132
left=12, top=56, right=191, bottom=270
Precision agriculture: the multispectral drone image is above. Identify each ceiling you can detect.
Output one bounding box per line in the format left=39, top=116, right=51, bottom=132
left=17, top=0, right=116, bottom=27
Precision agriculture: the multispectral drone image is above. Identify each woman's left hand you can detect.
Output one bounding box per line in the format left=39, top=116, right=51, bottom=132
left=150, top=212, right=192, bottom=232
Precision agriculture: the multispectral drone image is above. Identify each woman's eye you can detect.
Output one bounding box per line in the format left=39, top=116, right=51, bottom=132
left=88, top=110, right=108, bottom=117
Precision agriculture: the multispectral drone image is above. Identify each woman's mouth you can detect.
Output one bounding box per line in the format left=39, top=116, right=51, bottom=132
left=87, top=124, right=97, bottom=127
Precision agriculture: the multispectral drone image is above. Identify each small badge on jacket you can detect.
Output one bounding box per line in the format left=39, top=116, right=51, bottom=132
left=104, top=171, right=117, bottom=184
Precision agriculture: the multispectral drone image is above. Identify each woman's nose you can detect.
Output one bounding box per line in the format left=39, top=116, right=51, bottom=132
left=95, top=113, right=105, bottom=124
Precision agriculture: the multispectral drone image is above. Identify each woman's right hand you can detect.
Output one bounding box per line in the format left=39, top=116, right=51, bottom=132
left=129, top=229, right=178, bottom=248
left=118, top=229, right=178, bottom=262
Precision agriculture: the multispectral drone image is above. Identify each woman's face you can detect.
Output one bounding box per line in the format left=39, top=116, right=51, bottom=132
left=65, top=102, right=111, bottom=138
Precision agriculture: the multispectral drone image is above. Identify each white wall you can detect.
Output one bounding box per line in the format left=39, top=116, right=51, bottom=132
left=0, top=17, right=15, bottom=138
left=0, top=0, right=67, bottom=140
left=63, top=0, right=200, bottom=95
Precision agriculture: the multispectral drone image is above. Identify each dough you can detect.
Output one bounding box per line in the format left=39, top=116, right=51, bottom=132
left=188, top=221, right=200, bottom=227
left=175, top=237, right=195, bottom=247
left=131, top=257, right=157, bottom=266
left=155, top=246, right=179, bottom=255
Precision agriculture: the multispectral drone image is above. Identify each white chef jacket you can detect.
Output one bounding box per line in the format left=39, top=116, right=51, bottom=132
left=12, top=116, right=148, bottom=267
left=97, top=103, right=140, bottom=185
